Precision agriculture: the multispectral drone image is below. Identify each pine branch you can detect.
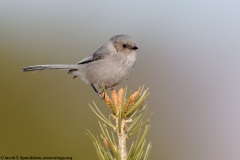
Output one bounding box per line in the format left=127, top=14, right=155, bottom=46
left=86, top=86, right=152, bottom=160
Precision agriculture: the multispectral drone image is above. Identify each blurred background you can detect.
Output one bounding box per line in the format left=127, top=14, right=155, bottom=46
left=1, top=0, right=240, bottom=159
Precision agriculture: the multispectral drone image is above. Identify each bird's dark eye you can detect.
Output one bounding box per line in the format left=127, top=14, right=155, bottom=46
left=122, top=44, right=127, bottom=48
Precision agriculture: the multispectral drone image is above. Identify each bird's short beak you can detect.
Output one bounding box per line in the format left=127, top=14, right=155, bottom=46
left=132, top=46, right=138, bottom=50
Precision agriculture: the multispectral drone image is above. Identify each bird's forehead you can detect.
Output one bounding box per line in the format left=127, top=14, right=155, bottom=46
left=110, top=35, right=136, bottom=46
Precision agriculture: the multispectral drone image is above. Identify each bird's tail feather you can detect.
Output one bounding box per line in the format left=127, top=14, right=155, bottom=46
left=22, top=64, right=78, bottom=72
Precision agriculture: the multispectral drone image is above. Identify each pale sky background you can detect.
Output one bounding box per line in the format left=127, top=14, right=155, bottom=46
left=0, top=0, right=240, bottom=159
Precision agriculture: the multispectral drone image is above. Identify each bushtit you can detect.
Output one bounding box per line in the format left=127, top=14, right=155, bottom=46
left=22, top=35, right=138, bottom=96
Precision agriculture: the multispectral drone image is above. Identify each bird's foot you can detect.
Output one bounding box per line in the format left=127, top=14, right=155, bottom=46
left=91, top=83, right=106, bottom=100
left=98, top=90, right=105, bottom=100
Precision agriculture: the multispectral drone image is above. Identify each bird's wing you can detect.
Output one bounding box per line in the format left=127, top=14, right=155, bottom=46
left=77, top=44, right=111, bottom=64
left=77, top=55, right=93, bottom=64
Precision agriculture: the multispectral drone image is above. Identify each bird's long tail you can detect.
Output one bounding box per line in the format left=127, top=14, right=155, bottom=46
left=22, top=64, right=79, bottom=72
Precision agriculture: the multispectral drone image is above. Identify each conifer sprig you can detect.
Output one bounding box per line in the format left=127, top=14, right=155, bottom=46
left=86, top=86, right=152, bottom=160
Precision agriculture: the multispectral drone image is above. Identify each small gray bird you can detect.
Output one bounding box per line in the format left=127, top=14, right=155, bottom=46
left=22, top=35, right=138, bottom=96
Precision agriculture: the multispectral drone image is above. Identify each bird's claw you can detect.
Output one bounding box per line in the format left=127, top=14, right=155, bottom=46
left=98, top=91, right=105, bottom=100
